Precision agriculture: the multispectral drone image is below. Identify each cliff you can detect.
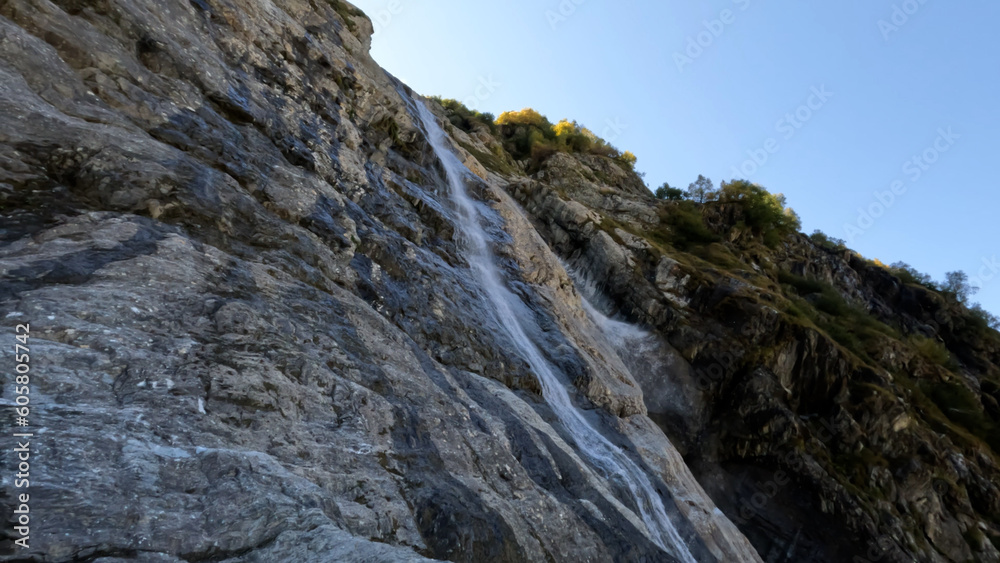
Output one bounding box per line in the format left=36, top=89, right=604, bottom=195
left=0, top=1, right=997, bottom=562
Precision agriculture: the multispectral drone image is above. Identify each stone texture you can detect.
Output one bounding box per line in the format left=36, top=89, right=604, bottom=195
left=0, top=1, right=757, bottom=561
left=3, top=0, right=995, bottom=561
left=505, top=153, right=1000, bottom=562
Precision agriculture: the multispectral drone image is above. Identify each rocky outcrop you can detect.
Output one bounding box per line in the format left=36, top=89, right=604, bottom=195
left=0, top=1, right=759, bottom=561
left=2, top=0, right=997, bottom=561
left=498, top=151, right=1000, bottom=562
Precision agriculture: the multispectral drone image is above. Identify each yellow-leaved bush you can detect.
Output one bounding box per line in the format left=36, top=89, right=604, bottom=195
left=492, top=108, right=637, bottom=172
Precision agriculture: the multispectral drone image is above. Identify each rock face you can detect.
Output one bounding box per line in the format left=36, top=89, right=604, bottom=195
left=500, top=153, right=1000, bottom=562
left=1, top=1, right=998, bottom=562
left=0, top=1, right=759, bottom=561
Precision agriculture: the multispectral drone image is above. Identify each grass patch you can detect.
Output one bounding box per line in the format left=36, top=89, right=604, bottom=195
left=457, top=141, right=517, bottom=176
left=833, top=446, right=890, bottom=493
left=964, top=528, right=987, bottom=552
left=371, top=115, right=401, bottom=146
left=431, top=97, right=498, bottom=135
left=656, top=202, right=719, bottom=250
left=690, top=243, right=743, bottom=270
left=910, top=335, right=958, bottom=370
left=777, top=271, right=826, bottom=295
left=892, top=373, right=1000, bottom=462
left=778, top=272, right=899, bottom=365
left=920, top=379, right=999, bottom=453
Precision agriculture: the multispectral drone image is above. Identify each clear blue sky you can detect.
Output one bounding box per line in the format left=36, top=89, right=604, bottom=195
left=351, top=0, right=1000, bottom=316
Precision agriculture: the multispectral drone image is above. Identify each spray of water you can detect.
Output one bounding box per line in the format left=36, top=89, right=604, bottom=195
left=412, top=99, right=698, bottom=562
left=571, top=265, right=765, bottom=563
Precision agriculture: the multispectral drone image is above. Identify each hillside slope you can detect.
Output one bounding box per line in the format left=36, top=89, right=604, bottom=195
left=1, top=1, right=998, bottom=562
left=0, top=1, right=754, bottom=561
left=437, top=100, right=1000, bottom=562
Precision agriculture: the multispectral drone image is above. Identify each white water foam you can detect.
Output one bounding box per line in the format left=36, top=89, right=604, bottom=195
left=413, top=99, right=698, bottom=562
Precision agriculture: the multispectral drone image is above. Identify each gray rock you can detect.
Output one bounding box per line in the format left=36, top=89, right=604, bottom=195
left=0, top=1, right=759, bottom=561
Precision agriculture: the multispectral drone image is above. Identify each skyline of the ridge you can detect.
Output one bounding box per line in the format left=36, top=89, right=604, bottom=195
left=351, top=0, right=1000, bottom=316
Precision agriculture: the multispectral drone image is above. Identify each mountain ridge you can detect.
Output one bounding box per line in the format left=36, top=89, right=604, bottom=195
left=433, top=94, right=1000, bottom=561
left=0, top=1, right=998, bottom=562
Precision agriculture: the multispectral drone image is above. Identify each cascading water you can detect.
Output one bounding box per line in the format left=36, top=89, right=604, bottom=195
left=570, top=265, right=765, bottom=563
left=412, top=99, right=698, bottom=562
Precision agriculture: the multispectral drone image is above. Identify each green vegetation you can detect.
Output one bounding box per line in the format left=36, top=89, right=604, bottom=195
left=833, top=446, right=890, bottom=491
left=889, top=261, right=936, bottom=288
left=777, top=271, right=826, bottom=296
left=713, top=180, right=802, bottom=246
left=970, top=304, right=1000, bottom=331
left=371, top=115, right=402, bottom=146
left=685, top=175, right=714, bottom=203
left=964, top=528, right=988, bottom=553
left=920, top=379, right=1000, bottom=453
left=809, top=230, right=847, bottom=252
left=431, top=97, right=497, bottom=134
left=457, top=140, right=517, bottom=176
left=883, top=264, right=998, bottom=331
left=655, top=183, right=684, bottom=200
left=493, top=108, right=637, bottom=172
left=943, top=270, right=977, bottom=305
left=657, top=201, right=719, bottom=250
left=910, top=335, right=954, bottom=368
left=426, top=98, right=998, bottom=349
left=689, top=243, right=745, bottom=271
left=778, top=271, right=898, bottom=363
left=904, top=377, right=1000, bottom=468
left=650, top=177, right=803, bottom=251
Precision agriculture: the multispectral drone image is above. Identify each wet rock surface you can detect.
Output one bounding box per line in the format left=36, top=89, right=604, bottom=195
left=4, top=0, right=996, bottom=562
left=503, top=152, right=1000, bottom=562
left=0, top=1, right=758, bottom=561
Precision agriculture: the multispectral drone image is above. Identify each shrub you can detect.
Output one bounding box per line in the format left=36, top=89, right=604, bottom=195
left=970, top=304, right=1000, bottom=332
left=496, top=108, right=549, bottom=128
left=457, top=141, right=516, bottom=176
left=431, top=97, right=497, bottom=134
left=529, top=142, right=558, bottom=167
left=330, top=0, right=363, bottom=32
left=889, top=262, right=935, bottom=288
left=553, top=119, right=596, bottom=153
left=492, top=107, right=638, bottom=172
left=655, top=183, right=684, bottom=200
left=660, top=202, right=719, bottom=250
left=943, top=270, right=978, bottom=305
left=588, top=142, right=620, bottom=158
left=921, top=380, right=998, bottom=452
left=685, top=175, right=715, bottom=203
left=552, top=119, right=576, bottom=137
left=815, top=291, right=851, bottom=317
left=716, top=180, right=802, bottom=245
left=809, top=230, right=847, bottom=251
left=616, top=150, right=637, bottom=169
left=911, top=335, right=953, bottom=367
left=779, top=271, right=899, bottom=363
left=778, top=271, right=827, bottom=295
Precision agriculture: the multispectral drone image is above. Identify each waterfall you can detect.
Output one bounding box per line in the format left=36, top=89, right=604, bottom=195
left=571, top=266, right=765, bottom=563
left=412, top=99, right=698, bottom=562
